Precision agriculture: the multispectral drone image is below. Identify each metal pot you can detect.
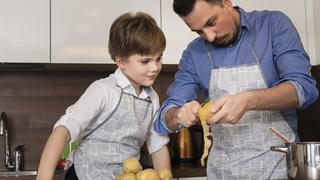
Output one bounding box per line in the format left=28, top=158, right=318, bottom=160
left=271, top=142, right=320, bottom=180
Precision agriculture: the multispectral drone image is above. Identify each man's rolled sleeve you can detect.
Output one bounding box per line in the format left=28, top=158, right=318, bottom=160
left=154, top=105, right=178, bottom=134
left=271, top=12, right=319, bottom=109
left=288, top=80, right=305, bottom=108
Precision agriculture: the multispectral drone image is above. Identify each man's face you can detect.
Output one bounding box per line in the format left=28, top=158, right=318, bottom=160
left=182, top=0, right=240, bottom=46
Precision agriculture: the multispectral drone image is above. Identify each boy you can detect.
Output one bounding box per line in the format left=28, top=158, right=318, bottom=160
left=36, top=12, right=171, bottom=180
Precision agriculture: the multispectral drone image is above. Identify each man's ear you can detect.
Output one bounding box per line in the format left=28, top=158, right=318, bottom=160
left=222, top=0, right=232, bottom=7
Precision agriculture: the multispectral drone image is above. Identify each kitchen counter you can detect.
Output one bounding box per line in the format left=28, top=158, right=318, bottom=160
left=42, top=163, right=206, bottom=179
left=0, top=161, right=205, bottom=179
left=172, top=161, right=206, bottom=178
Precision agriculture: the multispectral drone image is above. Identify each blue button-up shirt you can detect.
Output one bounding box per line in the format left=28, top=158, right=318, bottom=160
left=155, top=7, right=318, bottom=134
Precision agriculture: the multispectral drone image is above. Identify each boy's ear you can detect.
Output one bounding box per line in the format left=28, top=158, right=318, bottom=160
left=115, top=56, right=125, bottom=70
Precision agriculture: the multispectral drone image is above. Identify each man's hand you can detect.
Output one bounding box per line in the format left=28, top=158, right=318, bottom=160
left=165, top=100, right=200, bottom=130
left=207, top=92, right=251, bottom=124
left=207, top=81, right=299, bottom=124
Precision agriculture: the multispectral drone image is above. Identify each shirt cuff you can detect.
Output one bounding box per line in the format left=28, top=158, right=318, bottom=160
left=159, top=105, right=179, bottom=133
left=288, top=80, right=305, bottom=108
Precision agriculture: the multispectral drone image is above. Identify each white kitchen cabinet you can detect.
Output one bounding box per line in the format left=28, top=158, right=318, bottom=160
left=161, top=0, right=319, bottom=65
left=51, top=0, right=161, bottom=64
left=308, top=0, right=320, bottom=65
left=161, top=0, right=198, bottom=64
left=0, top=0, right=50, bottom=63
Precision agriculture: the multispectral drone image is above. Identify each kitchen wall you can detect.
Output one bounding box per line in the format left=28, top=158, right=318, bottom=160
left=314, top=0, right=320, bottom=64
left=0, top=64, right=319, bottom=179
left=0, top=65, right=176, bottom=176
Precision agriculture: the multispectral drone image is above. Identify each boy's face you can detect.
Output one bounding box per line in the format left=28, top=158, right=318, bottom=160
left=116, top=53, right=162, bottom=93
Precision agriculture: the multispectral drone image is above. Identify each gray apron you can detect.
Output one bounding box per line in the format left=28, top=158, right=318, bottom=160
left=206, top=45, right=296, bottom=179
left=73, top=89, right=153, bottom=180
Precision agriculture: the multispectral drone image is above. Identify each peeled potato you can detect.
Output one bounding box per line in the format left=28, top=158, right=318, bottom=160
left=198, top=100, right=214, bottom=167
left=136, top=169, right=160, bottom=180
left=198, top=100, right=215, bottom=123
left=123, top=157, right=141, bottom=174
left=122, top=172, right=136, bottom=180
left=158, top=168, right=173, bottom=180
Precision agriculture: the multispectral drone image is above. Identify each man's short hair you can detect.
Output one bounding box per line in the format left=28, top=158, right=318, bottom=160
left=173, top=0, right=223, bottom=16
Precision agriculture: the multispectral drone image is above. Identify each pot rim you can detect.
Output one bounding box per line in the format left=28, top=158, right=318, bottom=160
left=286, top=141, right=320, bottom=145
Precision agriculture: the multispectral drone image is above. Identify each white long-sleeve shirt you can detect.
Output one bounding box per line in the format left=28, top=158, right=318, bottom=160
left=54, top=68, right=169, bottom=153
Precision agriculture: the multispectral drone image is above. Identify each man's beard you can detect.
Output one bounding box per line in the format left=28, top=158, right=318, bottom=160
left=212, top=21, right=240, bottom=47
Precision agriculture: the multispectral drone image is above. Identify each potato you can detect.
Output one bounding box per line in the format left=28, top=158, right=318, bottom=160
left=198, top=100, right=214, bottom=167
left=123, top=157, right=141, bottom=174
left=198, top=100, right=215, bottom=123
left=158, top=168, right=173, bottom=180
left=122, top=172, right=136, bottom=180
left=115, top=174, right=124, bottom=180
left=136, top=169, right=160, bottom=180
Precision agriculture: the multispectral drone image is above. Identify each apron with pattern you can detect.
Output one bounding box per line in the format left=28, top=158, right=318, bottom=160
left=73, top=90, right=153, bottom=180
left=206, top=45, right=296, bottom=180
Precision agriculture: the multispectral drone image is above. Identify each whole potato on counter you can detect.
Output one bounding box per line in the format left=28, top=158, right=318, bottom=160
left=118, top=156, right=172, bottom=180
left=115, top=172, right=137, bottom=180
left=123, top=157, right=141, bottom=174
left=122, top=172, right=136, bottom=180
left=115, top=174, right=124, bottom=180
left=136, top=169, right=160, bottom=180
left=158, top=168, right=173, bottom=180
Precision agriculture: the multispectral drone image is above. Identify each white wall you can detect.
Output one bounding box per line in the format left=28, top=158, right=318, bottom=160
left=314, top=0, right=320, bottom=65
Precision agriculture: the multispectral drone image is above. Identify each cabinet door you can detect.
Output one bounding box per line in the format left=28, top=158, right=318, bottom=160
left=161, top=0, right=198, bottom=64
left=232, top=0, right=316, bottom=64
left=0, top=0, right=50, bottom=63
left=51, top=0, right=161, bottom=64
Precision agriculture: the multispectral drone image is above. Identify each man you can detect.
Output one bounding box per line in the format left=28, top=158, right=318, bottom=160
left=155, top=0, right=318, bottom=179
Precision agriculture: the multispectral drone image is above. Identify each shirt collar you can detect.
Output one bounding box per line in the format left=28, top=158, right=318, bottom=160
left=235, top=6, right=252, bottom=35
left=113, top=68, right=151, bottom=99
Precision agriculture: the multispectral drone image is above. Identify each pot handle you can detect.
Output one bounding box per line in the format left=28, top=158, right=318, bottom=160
left=270, top=146, right=288, bottom=153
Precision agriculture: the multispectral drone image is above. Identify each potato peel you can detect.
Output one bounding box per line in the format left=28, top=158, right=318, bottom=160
left=198, top=100, right=214, bottom=167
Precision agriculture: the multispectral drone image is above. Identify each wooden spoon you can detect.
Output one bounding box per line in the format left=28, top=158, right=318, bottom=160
left=269, top=127, right=291, bottom=143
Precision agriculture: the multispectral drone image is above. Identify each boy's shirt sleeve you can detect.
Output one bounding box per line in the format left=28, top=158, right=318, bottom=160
left=53, top=80, right=116, bottom=142
left=147, top=89, right=169, bottom=154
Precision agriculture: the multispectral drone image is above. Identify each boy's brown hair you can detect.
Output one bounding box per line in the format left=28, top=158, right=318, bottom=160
left=108, top=12, right=166, bottom=61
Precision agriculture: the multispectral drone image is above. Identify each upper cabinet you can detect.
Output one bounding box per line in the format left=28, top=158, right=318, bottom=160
left=0, top=0, right=50, bottom=63
left=161, top=0, right=198, bottom=64
left=51, top=0, right=161, bottom=64
left=0, top=1, right=318, bottom=65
